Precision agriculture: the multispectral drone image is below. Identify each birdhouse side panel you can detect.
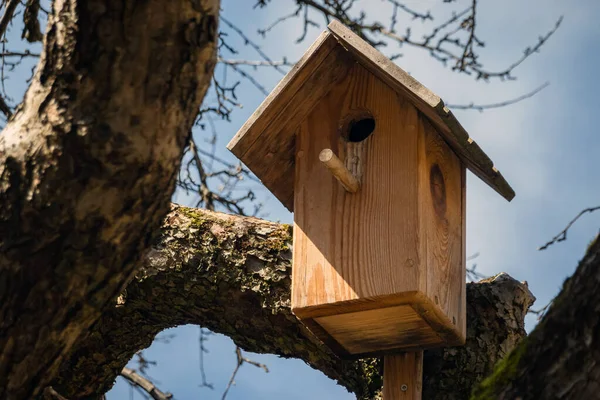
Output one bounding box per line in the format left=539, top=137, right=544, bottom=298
left=417, top=115, right=466, bottom=342
left=292, top=63, right=426, bottom=315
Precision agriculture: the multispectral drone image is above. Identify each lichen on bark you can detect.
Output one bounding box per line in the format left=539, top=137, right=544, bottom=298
left=53, top=205, right=535, bottom=399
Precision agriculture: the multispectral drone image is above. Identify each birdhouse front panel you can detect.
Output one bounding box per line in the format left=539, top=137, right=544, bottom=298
left=291, top=63, right=466, bottom=356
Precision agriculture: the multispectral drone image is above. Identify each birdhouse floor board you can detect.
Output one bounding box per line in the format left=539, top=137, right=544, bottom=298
left=314, top=305, right=440, bottom=354
left=292, top=291, right=419, bottom=320
left=294, top=290, right=464, bottom=356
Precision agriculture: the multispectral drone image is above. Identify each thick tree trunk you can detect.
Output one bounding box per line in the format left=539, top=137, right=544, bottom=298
left=0, top=1, right=219, bottom=398
left=52, top=206, right=535, bottom=399
left=471, top=234, right=600, bottom=399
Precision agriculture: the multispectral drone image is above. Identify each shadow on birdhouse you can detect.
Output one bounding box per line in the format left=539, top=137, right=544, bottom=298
left=228, top=20, right=514, bottom=358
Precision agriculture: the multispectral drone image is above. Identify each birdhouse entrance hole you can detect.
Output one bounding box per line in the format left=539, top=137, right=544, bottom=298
left=346, top=117, right=375, bottom=142
left=341, top=110, right=375, bottom=143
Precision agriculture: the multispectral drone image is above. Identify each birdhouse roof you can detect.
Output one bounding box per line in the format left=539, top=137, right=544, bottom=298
left=227, top=20, right=515, bottom=211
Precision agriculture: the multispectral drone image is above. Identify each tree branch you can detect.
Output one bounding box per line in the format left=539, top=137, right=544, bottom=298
left=0, top=2, right=219, bottom=398
left=0, top=0, right=20, bottom=39
left=472, top=233, right=600, bottom=399
left=52, top=205, right=534, bottom=399
left=120, top=368, right=173, bottom=400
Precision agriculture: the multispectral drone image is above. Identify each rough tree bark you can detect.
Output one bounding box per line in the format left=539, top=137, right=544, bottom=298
left=0, top=1, right=219, bottom=398
left=471, top=234, right=600, bottom=399
left=51, top=206, right=535, bottom=399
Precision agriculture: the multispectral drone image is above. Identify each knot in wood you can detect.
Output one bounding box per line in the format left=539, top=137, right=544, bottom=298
left=429, top=163, right=447, bottom=218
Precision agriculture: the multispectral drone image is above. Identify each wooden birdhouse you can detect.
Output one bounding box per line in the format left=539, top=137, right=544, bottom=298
left=227, top=21, right=514, bottom=358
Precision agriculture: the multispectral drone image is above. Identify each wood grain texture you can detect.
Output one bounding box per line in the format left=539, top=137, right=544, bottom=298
left=460, top=164, right=467, bottom=337
left=383, top=352, right=424, bottom=400
left=315, top=306, right=441, bottom=354
left=327, top=20, right=514, bottom=201
left=294, top=291, right=419, bottom=320
left=296, top=291, right=465, bottom=357
left=417, top=115, right=466, bottom=343
left=227, top=33, right=352, bottom=210
left=292, top=63, right=466, bottom=355
left=292, top=63, right=422, bottom=311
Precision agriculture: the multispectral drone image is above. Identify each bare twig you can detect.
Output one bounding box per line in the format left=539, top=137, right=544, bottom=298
left=0, top=50, right=39, bottom=57
left=198, top=327, right=214, bottom=390
left=456, top=0, right=481, bottom=73
left=220, top=15, right=286, bottom=74
left=539, top=206, right=600, bottom=250
left=387, top=0, right=432, bottom=24
left=422, top=7, right=471, bottom=46
left=178, top=130, right=261, bottom=217
left=297, top=4, right=318, bottom=43
left=153, top=333, right=176, bottom=344
left=189, top=138, right=215, bottom=211
left=196, top=147, right=260, bottom=184
left=495, top=16, right=563, bottom=81
left=218, top=57, right=293, bottom=68
left=226, top=63, right=269, bottom=95
left=257, top=5, right=302, bottom=37
left=222, top=347, right=268, bottom=400
left=467, top=264, right=487, bottom=282
left=258, top=0, right=562, bottom=82
left=447, top=82, right=549, bottom=111
left=43, top=387, right=70, bottom=400
left=465, top=252, right=488, bottom=281
left=529, top=301, right=552, bottom=321
left=133, top=351, right=157, bottom=375
left=120, top=368, right=173, bottom=400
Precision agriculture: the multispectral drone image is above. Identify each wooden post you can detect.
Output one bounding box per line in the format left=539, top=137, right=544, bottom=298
left=383, top=352, right=423, bottom=399
left=319, top=148, right=359, bottom=193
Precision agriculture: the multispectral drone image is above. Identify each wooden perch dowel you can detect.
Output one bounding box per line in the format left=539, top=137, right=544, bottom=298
left=319, top=148, right=359, bottom=193
left=383, top=352, right=423, bottom=399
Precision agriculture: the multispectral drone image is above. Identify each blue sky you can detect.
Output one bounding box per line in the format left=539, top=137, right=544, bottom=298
left=4, top=1, right=595, bottom=399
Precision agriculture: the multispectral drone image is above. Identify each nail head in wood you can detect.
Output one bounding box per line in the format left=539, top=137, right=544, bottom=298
left=319, top=148, right=360, bottom=193
left=383, top=352, right=423, bottom=399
